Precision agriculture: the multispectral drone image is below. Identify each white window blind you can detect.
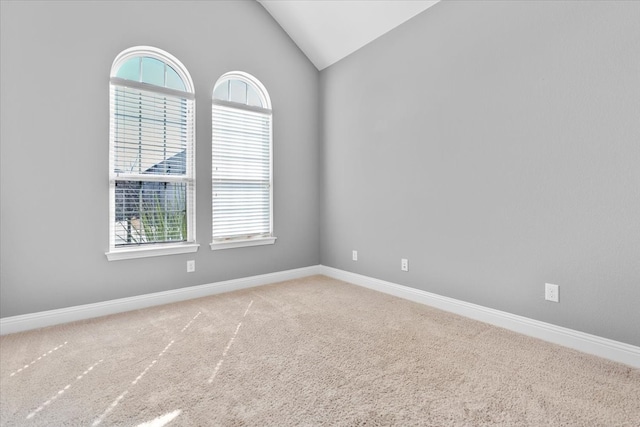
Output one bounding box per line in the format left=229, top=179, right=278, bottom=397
left=107, top=47, right=196, bottom=258
left=211, top=72, right=273, bottom=246
left=212, top=103, right=272, bottom=240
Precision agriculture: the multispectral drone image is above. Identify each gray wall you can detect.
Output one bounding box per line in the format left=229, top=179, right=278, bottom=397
left=2, top=0, right=639, bottom=348
left=0, top=1, right=320, bottom=317
left=320, top=1, right=640, bottom=346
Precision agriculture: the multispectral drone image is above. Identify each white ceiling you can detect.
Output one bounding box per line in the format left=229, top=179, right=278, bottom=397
left=258, top=0, right=440, bottom=71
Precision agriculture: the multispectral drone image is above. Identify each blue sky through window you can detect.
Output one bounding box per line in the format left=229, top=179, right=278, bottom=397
left=115, top=57, right=186, bottom=92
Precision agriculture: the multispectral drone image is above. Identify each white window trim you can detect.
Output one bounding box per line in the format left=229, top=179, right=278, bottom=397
left=106, top=46, right=197, bottom=261
left=107, top=243, right=200, bottom=261
left=210, top=236, right=277, bottom=251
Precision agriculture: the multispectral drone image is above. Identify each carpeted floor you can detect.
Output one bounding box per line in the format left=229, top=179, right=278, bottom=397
left=1, top=275, right=639, bottom=426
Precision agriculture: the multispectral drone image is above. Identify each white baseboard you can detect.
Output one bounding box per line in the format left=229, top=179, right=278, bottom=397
left=319, top=266, right=640, bottom=369
left=0, top=265, right=322, bottom=336
left=3, top=264, right=638, bottom=369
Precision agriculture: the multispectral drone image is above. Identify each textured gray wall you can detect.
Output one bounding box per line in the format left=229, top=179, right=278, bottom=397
left=320, top=1, right=640, bottom=346
left=0, top=1, right=320, bottom=317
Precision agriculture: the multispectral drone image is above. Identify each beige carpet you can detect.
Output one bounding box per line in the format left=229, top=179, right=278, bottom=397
left=1, top=275, right=638, bottom=426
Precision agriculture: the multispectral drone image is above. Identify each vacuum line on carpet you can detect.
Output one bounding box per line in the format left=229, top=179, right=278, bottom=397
left=132, top=360, right=157, bottom=386
left=181, top=311, right=201, bottom=333
left=26, top=358, right=103, bottom=420
left=9, top=341, right=68, bottom=377
left=92, top=390, right=129, bottom=426
left=135, top=409, right=182, bottom=427
left=243, top=301, right=253, bottom=317
left=92, top=310, right=200, bottom=426
left=207, top=300, right=253, bottom=384
left=158, top=340, right=175, bottom=359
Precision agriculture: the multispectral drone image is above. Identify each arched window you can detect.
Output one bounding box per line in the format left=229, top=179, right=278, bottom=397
left=107, top=47, right=198, bottom=260
left=211, top=72, right=276, bottom=249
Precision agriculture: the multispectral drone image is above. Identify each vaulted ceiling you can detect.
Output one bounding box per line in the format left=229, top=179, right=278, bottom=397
left=258, top=0, right=440, bottom=70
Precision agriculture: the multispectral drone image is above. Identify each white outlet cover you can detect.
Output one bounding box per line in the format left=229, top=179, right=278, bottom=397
left=187, top=260, right=195, bottom=273
left=545, top=283, right=559, bottom=302
left=352, top=250, right=358, bottom=261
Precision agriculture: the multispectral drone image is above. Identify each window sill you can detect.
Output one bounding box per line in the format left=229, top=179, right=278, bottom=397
left=210, top=236, right=277, bottom=251
left=106, top=243, right=200, bottom=261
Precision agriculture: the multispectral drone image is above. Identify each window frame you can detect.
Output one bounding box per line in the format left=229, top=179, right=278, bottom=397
left=106, top=46, right=198, bottom=261
left=210, top=71, right=276, bottom=251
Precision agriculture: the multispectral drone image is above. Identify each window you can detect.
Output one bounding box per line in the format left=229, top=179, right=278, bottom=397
left=211, top=72, right=275, bottom=250
left=106, top=47, right=198, bottom=260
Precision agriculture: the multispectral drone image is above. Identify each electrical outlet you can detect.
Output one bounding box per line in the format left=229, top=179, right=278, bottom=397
left=401, top=258, right=409, bottom=272
left=352, top=250, right=358, bottom=261
left=187, top=260, right=195, bottom=273
left=545, top=283, right=559, bottom=302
